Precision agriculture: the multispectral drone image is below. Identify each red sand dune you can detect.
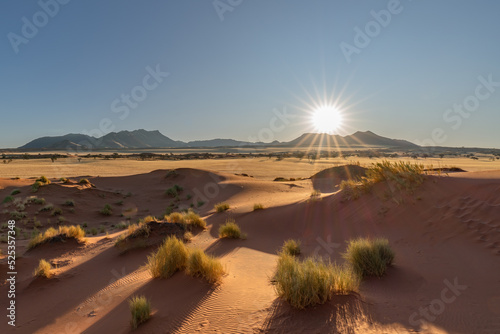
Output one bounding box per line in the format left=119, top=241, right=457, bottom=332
left=0, top=168, right=499, bottom=333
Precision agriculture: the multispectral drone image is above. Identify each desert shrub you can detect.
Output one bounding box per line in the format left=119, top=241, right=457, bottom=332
left=10, top=211, right=27, bottom=219
left=51, top=207, right=63, bottom=216
left=253, top=203, right=264, bottom=211
left=282, top=239, right=301, bottom=256
left=273, top=253, right=359, bottom=309
left=100, top=204, right=112, bottom=216
left=79, top=178, right=90, bottom=184
left=219, top=219, right=244, bottom=239
left=36, top=176, right=50, bottom=184
left=126, top=222, right=150, bottom=238
left=165, top=170, right=178, bottom=178
left=90, top=227, right=98, bottom=235
left=184, top=210, right=206, bottom=229
left=2, top=196, right=14, bottom=204
left=343, top=237, right=395, bottom=277
left=197, top=200, right=205, bottom=207
left=33, top=259, right=52, bottom=278
left=28, top=225, right=85, bottom=249
left=10, top=189, right=20, bottom=196
left=147, top=236, right=188, bottom=278
left=116, top=222, right=128, bottom=229
left=115, top=200, right=124, bottom=206
left=129, top=295, right=151, bottom=329
left=39, top=204, right=53, bottom=212
left=59, top=177, right=70, bottom=183
left=27, top=196, right=45, bottom=205
left=310, top=190, right=321, bottom=198
left=164, top=212, right=185, bottom=225
left=183, top=231, right=193, bottom=242
left=186, top=248, right=224, bottom=284
left=214, top=202, right=230, bottom=212
left=63, top=199, right=75, bottom=207
left=186, top=194, right=192, bottom=200
left=165, top=184, right=183, bottom=197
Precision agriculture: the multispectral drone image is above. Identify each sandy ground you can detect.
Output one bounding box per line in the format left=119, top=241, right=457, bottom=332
left=1, top=156, right=500, bottom=180
left=0, top=166, right=499, bottom=333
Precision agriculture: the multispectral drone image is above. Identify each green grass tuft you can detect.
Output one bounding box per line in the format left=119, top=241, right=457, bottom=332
left=100, top=204, right=113, bottom=216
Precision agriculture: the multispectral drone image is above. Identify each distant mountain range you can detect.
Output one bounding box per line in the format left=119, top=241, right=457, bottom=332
left=18, top=129, right=418, bottom=150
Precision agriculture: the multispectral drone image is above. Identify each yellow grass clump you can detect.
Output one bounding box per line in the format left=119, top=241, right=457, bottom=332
left=253, top=203, right=264, bottom=210
left=282, top=239, right=301, bottom=256
left=273, top=252, right=360, bottom=309
left=343, top=237, right=395, bottom=277
left=33, top=259, right=52, bottom=278
left=219, top=219, right=245, bottom=239
left=28, top=225, right=85, bottom=249
left=214, top=202, right=230, bottom=212
left=147, top=236, right=188, bottom=278
left=129, top=295, right=151, bottom=329
left=186, top=248, right=225, bottom=284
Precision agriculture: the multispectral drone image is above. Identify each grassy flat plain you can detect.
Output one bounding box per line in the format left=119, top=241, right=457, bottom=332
left=1, top=156, right=499, bottom=179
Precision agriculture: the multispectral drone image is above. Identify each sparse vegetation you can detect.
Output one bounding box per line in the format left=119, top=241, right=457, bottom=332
left=39, top=204, right=53, bottom=212
left=28, top=225, right=85, bottom=249
left=90, top=227, right=98, bottom=235
left=165, top=184, right=183, bottom=197
left=219, top=219, right=245, bottom=239
left=59, top=177, right=70, bottom=183
left=340, top=161, right=425, bottom=201
left=282, top=239, right=301, bottom=256
left=28, top=196, right=45, bottom=205
left=2, top=196, right=14, bottom=204
left=51, top=207, right=63, bottom=216
left=253, top=203, right=264, bottom=211
left=10, top=189, right=20, bottom=196
left=33, top=259, right=52, bottom=278
left=63, top=199, right=75, bottom=207
left=79, top=178, right=90, bottom=185
left=214, top=202, right=230, bottom=212
left=273, top=252, right=360, bottom=309
left=183, top=210, right=206, bottom=229
left=100, top=204, right=113, bottom=216
left=129, top=295, right=151, bottom=329
left=343, top=237, right=395, bottom=277
left=197, top=200, right=205, bottom=207
left=147, top=236, right=188, bottom=278
left=186, top=248, right=225, bottom=284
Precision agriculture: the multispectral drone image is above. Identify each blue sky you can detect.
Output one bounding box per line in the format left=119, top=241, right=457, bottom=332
left=1, top=0, right=499, bottom=148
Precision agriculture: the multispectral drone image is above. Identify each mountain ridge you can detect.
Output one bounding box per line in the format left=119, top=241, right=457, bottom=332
left=18, top=129, right=418, bottom=150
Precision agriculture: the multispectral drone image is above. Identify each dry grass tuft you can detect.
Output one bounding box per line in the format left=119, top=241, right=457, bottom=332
left=282, top=239, right=301, bottom=256
left=214, top=202, right=230, bottom=212
left=343, top=237, right=395, bottom=277
left=186, top=248, right=225, bottom=284
left=33, top=259, right=52, bottom=278
left=129, top=295, right=151, bottom=329
left=219, top=219, right=245, bottom=239
left=28, top=225, right=85, bottom=249
left=147, top=236, right=188, bottom=278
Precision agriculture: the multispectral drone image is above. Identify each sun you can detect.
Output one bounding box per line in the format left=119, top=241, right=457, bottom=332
left=311, top=106, right=343, bottom=134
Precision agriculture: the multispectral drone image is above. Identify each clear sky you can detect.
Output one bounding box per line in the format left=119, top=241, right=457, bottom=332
left=1, top=0, right=499, bottom=148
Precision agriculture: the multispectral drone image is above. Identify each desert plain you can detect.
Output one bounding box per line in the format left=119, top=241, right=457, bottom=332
left=0, top=155, right=499, bottom=334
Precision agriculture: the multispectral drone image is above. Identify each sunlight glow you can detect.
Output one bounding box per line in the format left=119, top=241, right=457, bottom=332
left=311, top=106, right=343, bottom=134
